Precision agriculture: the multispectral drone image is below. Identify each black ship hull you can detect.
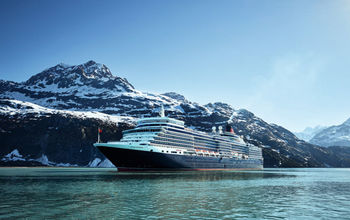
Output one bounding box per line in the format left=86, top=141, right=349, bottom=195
left=97, top=146, right=263, bottom=171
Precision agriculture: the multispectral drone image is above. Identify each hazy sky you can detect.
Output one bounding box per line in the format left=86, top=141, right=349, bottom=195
left=1, top=0, right=350, bottom=131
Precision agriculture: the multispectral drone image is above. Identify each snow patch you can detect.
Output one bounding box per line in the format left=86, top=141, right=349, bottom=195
left=0, top=99, right=135, bottom=124
left=1, top=150, right=78, bottom=166
left=32, top=154, right=78, bottom=167
left=1, top=149, right=25, bottom=161
left=56, top=162, right=78, bottom=167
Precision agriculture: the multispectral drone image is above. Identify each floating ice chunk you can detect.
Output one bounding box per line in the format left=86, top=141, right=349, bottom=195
left=88, top=158, right=102, bottom=167
left=2, top=149, right=25, bottom=161
left=97, top=159, right=115, bottom=168
left=5, top=149, right=22, bottom=158
left=36, top=154, right=53, bottom=165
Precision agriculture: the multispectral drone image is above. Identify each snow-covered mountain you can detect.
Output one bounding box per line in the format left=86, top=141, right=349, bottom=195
left=1, top=60, right=350, bottom=167
left=0, top=60, right=189, bottom=116
left=310, top=118, right=350, bottom=147
left=294, top=126, right=328, bottom=142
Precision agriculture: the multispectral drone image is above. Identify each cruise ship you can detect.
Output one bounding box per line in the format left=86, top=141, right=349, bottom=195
left=94, top=107, right=263, bottom=171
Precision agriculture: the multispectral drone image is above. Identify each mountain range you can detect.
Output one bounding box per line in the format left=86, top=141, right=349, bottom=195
left=310, top=119, right=350, bottom=147
left=294, top=126, right=328, bottom=142
left=1, top=60, right=350, bottom=167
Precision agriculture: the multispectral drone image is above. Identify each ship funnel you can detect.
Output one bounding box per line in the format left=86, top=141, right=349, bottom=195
left=226, top=125, right=235, bottom=134
left=212, top=126, right=216, bottom=133
left=159, top=105, right=165, bottom=117
left=218, top=126, right=223, bottom=134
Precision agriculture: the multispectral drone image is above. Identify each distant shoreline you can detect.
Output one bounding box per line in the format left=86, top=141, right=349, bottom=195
left=0, top=166, right=349, bottom=169
left=0, top=166, right=114, bottom=169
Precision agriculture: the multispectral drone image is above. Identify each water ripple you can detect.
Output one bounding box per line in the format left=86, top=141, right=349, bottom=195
left=0, top=168, right=349, bottom=219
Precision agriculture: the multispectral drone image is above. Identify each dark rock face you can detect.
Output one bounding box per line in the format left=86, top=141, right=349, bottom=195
left=326, top=146, right=350, bottom=166
left=0, top=100, right=133, bottom=167
left=1, top=60, right=350, bottom=167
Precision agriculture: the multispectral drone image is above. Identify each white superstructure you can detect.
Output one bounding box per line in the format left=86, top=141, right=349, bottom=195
left=101, top=116, right=262, bottom=161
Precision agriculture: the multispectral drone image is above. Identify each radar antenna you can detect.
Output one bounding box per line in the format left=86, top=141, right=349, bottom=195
left=218, top=126, right=223, bottom=134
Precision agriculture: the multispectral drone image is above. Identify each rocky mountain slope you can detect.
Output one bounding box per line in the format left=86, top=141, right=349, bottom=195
left=310, top=118, right=350, bottom=147
left=0, top=99, right=133, bottom=167
left=1, top=60, right=350, bottom=167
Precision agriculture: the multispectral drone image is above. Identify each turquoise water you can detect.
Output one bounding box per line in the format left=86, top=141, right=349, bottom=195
left=0, top=168, right=349, bottom=219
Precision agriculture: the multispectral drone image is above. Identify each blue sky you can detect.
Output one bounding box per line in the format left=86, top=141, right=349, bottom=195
left=1, top=0, right=350, bottom=131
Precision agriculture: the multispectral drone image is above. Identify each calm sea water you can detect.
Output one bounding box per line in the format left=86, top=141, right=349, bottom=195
left=0, top=168, right=349, bottom=219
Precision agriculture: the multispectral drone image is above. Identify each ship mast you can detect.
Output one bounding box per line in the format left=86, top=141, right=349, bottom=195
left=160, top=105, right=165, bottom=117
left=97, top=127, right=102, bottom=143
